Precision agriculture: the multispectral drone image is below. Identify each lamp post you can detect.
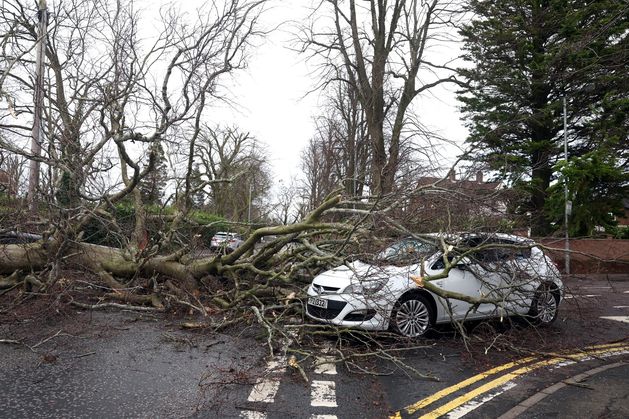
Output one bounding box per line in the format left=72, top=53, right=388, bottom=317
left=28, top=0, right=48, bottom=214
left=563, top=96, right=571, bottom=276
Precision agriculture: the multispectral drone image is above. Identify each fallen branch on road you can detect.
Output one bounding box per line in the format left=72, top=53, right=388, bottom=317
left=71, top=301, right=164, bottom=312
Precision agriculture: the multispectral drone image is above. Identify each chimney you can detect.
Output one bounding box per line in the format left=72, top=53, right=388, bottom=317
left=476, top=171, right=483, bottom=183
left=448, top=169, right=456, bottom=182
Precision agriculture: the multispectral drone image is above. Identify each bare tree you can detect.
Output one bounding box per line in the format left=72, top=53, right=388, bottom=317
left=0, top=0, right=271, bottom=283
left=301, top=0, right=462, bottom=194
left=300, top=125, right=340, bottom=211
left=270, top=178, right=305, bottom=225
left=193, top=126, right=271, bottom=222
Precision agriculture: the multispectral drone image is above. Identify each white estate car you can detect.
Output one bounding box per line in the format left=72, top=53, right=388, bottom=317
left=210, top=232, right=244, bottom=254
left=306, top=233, right=563, bottom=337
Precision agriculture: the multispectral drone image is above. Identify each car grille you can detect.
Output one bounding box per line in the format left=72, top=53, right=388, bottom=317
left=307, top=300, right=347, bottom=320
left=311, top=284, right=341, bottom=295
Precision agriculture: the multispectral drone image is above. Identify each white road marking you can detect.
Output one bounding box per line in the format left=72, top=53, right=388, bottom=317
left=600, top=316, right=629, bottom=324
left=311, top=380, right=338, bottom=407
left=266, top=356, right=287, bottom=373
left=314, top=355, right=337, bottom=375
left=248, top=379, right=281, bottom=403
left=613, top=306, right=629, bottom=309
left=310, top=415, right=338, bottom=419
left=446, top=382, right=517, bottom=419
left=624, top=291, right=629, bottom=294
left=243, top=332, right=294, bottom=406
left=582, top=286, right=612, bottom=289
left=564, top=294, right=601, bottom=299
left=550, top=360, right=577, bottom=370
left=240, top=410, right=267, bottom=419
left=566, top=349, right=629, bottom=364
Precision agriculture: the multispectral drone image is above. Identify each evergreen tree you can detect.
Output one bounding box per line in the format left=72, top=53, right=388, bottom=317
left=139, top=142, right=168, bottom=205
left=546, top=150, right=628, bottom=236
left=458, top=0, right=628, bottom=235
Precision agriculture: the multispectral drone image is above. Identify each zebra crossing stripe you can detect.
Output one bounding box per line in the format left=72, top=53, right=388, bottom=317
left=247, top=379, right=281, bottom=403
left=311, top=380, right=338, bottom=407
left=314, top=355, right=337, bottom=375
left=600, top=316, right=629, bottom=324
left=240, top=410, right=266, bottom=419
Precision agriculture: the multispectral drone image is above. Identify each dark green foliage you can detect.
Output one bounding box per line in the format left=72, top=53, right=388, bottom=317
left=56, top=171, right=82, bottom=207
left=138, top=142, right=168, bottom=205
left=81, top=202, right=136, bottom=247
left=188, top=210, right=229, bottom=244
left=81, top=204, right=227, bottom=249
left=546, top=151, right=628, bottom=236
left=458, top=0, right=628, bottom=235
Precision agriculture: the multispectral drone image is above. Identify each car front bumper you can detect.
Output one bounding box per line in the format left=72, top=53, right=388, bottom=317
left=304, top=291, right=392, bottom=331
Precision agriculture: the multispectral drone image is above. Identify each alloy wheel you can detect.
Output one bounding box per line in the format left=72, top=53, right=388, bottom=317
left=536, top=288, right=557, bottom=323
left=396, top=299, right=430, bottom=337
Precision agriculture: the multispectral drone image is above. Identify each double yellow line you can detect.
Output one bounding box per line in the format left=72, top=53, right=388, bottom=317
left=391, top=341, right=629, bottom=418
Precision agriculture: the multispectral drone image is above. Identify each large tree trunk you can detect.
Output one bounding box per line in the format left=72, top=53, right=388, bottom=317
left=0, top=194, right=344, bottom=290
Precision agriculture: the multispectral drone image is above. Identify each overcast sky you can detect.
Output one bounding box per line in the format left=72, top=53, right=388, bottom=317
left=160, top=1, right=468, bottom=184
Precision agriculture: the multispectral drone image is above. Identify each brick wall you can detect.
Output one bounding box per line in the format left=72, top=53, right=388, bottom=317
left=537, top=238, right=629, bottom=274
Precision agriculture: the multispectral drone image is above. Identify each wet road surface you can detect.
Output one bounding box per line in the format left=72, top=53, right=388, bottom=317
left=1, top=276, right=628, bottom=418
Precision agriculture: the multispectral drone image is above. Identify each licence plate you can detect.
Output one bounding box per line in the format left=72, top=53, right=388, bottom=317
left=308, top=297, right=328, bottom=309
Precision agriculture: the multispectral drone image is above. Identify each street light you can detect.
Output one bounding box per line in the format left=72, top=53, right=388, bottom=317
left=563, top=96, right=571, bottom=276
left=28, top=0, right=48, bottom=214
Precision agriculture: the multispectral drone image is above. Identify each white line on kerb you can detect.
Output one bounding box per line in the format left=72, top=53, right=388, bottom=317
left=311, top=380, right=338, bottom=407
left=446, top=382, right=517, bottom=419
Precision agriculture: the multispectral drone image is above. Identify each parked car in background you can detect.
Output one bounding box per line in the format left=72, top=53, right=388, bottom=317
left=210, top=232, right=244, bottom=254
left=306, top=233, right=563, bottom=338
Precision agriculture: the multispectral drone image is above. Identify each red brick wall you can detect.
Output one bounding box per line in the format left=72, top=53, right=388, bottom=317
left=537, top=238, right=629, bottom=274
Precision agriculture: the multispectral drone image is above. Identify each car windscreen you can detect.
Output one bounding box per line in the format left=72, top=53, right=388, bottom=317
left=375, top=239, right=437, bottom=265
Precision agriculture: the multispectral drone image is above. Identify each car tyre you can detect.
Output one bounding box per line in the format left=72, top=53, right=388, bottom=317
left=527, top=283, right=559, bottom=325
left=391, top=293, right=435, bottom=338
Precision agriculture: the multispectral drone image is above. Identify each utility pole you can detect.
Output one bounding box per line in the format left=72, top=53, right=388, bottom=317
left=248, top=142, right=255, bottom=225
left=28, top=0, right=48, bottom=214
left=563, top=96, right=571, bottom=276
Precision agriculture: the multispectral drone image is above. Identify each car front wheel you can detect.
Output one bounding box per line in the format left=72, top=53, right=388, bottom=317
left=528, top=283, right=559, bottom=325
left=391, top=294, right=435, bottom=338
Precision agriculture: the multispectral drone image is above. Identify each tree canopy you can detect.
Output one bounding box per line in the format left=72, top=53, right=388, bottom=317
left=458, top=0, right=628, bottom=236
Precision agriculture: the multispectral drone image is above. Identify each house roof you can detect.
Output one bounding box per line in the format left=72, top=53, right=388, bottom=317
left=416, top=176, right=502, bottom=192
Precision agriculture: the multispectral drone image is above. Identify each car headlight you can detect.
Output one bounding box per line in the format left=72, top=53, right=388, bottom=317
left=343, top=278, right=387, bottom=295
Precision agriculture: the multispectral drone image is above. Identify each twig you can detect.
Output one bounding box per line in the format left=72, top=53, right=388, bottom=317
left=71, top=301, right=163, bottom=312
left=73, top=351, right=96, bottom=359
left=32, top=329, right=63, bottom=349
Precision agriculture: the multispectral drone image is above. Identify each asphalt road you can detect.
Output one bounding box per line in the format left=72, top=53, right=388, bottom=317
left=1, top=276, right=628, bottom=418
